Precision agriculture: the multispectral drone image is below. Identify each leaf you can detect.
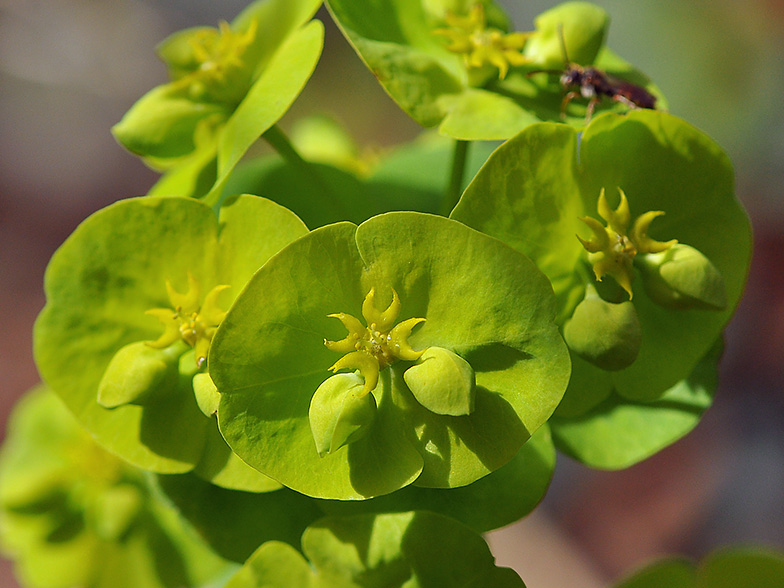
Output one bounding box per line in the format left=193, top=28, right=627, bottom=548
left=219, top=133, right=498, bottom=228
left=550, top=340, right=719, bottom=469
left=155, top=473, right=322, bottom=564
left=612, top=547, right=784, bottom=588
left=315, top=423, right=556, bottom=534
left=0, top=388, right=229, bottom=588
left=302, top=511, right=526, bottom=587
left=224, top=542, right=313, bottom=588
left=111, top=85, right=229, bottom=160
left=613, top=559, right=696, bottom=588
left=205, top=20, right=324, bottom=203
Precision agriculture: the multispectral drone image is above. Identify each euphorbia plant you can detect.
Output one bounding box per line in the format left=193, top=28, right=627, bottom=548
left=0, top=0, right=763, bottom=586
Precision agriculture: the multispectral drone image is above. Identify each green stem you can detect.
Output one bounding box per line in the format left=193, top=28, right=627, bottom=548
left=440, top=140, right=470, bottom=216
left=263, top=124, right=349, bottom=218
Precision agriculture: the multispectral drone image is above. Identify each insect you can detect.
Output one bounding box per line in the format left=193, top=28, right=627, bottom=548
left=528, top=26, right=657, bottom=122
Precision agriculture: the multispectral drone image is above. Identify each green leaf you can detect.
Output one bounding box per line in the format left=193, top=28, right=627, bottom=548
left=0, top=388, right=229, bottom=588
left=205, top=20, right=324, bottom=204
left=231, top=0, right=324, bottom=78
left=112, top=85, right=228, bottom=160
left=34, top=196, right=308, bottom=487
left=147, top=142, right=218, bottom=199
left=550, top=340, right=719, bottom=469
left=116, top=0, right=323, bottom=188
left=699, top=548, right=784, bottom=587
left=302, top=512, right=526, bottom=587
left=155, top=473, right=323, bottom=564
left=220, top=133, right=498, bottom=228
left=614, top=559, right=696, bottom=588
left=212, top=213, right=568, bottom=499
left=224, top=542, right=313, bottom=588
left=612, top=548, right=784, bottom=588
left=315, top=423, right=556, bottom=534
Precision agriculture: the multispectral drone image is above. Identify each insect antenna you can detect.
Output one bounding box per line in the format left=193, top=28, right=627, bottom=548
left=526, top=23, right=572, bottom=77
left=556, top=24, right=571, bottom=66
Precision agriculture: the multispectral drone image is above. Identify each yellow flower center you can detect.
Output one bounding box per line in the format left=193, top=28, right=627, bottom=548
left=433, top=3, right=531, bottom=80
left=324, top=288, right=425, bottom=395
left=146, top=273, right=229, bottom=369
left=179, top=19, right=258, bottom=105
left=577, top=188, right=677, bottom=299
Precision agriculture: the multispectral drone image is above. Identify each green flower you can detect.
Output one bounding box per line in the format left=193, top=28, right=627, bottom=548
left=113, top=0, right=324, bottom=200
left=451, top=110, right=751, bottom=468
left=34, top=195, right=308, bottom=490
left=577, top=188, right=677, bottom=299
left=145, top=273, right=230, bottom=369
left=0, top=388, right=228, bottom=588
left=211, top=212, right=569, bottom=499
left=325, top=287, right=426, bottom=396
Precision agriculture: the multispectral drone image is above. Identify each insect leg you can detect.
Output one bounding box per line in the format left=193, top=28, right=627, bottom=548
left=561, top=91, right=579, bottom=120
left=584, top=96, right=599, bottom=124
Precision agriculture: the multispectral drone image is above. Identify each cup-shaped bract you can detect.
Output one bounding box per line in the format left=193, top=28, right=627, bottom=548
left=309, top=373, right=377, bottom=456
left=97, top=341, right=185, bottom=408
left=326, top=0, right=662, bottom=140
left=224, top=511, right=525, bottom=588
left=637, top=243, right=728, bottom=311
left=451, top=110, right=751, bottom=468
left=113, top=0, right=324, bottom=200
left=316, top=423, right=556, bottom=534
left=0, top=388, right=228, bottom=588
left=34, top=195, right=309, bottom=490
left=563, top=292, right=641, bottom=371
left=211, top=212, right=570, bottom=499
left=523, top=1, right=608, bottom=67
left=403, top=346, right=477, bottom=416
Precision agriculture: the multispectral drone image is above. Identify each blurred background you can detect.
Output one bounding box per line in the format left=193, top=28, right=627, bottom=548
left=1, top=0, right=782, bottom=586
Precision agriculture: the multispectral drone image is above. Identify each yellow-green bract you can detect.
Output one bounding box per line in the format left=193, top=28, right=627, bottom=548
left=451, top=110, right=752, bottom=468
left=34, top=195, right=308, bottom=491
left=211, top=212, right=570, bottom=500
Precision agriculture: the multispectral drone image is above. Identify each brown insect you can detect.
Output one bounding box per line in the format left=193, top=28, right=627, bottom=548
left=528, top=26, right=657, bottom=122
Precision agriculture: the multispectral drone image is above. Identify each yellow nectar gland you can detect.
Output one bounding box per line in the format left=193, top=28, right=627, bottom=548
left=577, top=188, right=677, bottom=299
left=180, top=19, right=258, bottom=104
left=146, top=273, right=229, bottom=369
left=324, top=288, right=425, bottom=396
left=433, top=3, right=531, bottom=80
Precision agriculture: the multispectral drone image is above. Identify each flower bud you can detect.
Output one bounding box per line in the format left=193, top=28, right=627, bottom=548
left=637, top=244, right=728, bottom=311
left=193, top=372, right=220, bottom=417
left=524, top=1, right=609, bottom=67
left=97, top=341, right=183, bottom=409
left=309, top=373, right=376, bottom=457
left=403, top=347, right=476, bottom=416
left=563, top=291, right=641, bottom=371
